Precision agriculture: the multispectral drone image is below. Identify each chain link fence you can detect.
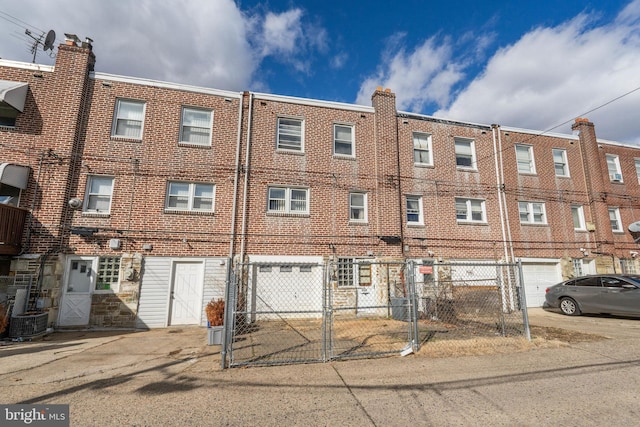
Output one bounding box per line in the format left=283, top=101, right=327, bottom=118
left=223, top=260, right=529, bottom=368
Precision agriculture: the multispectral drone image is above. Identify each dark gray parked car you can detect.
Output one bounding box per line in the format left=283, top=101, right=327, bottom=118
left=545, top=274, right=640, bottom=316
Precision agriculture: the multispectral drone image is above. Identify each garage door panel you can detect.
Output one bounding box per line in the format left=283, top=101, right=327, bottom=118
left=522, top=263, right=560, bottom=307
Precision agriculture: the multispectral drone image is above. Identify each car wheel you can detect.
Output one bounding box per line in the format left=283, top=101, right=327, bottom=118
left=559, top=297, right=581, bottom=316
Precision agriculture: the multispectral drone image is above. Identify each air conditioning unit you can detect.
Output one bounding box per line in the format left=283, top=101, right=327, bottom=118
left=610, top=173, right=622, bottom=182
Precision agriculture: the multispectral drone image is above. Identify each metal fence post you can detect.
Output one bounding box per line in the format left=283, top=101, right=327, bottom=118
left=517, top=259, right=531, bottom=341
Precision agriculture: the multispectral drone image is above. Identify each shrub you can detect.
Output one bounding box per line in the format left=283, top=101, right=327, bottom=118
left=205, top=298, right=225, bottom=327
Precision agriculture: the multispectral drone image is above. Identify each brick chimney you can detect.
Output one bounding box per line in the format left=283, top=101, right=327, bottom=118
left=571, top=117, right=614, bottom=253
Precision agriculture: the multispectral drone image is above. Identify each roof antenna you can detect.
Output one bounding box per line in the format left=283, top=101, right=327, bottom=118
left=25, top=29, right=56, bottom=63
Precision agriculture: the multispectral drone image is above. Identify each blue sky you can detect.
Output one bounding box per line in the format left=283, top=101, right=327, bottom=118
left=1, top=0, right=639, bottom=143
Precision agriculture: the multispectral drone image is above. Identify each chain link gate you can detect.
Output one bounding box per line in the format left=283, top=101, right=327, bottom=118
left=222, top=259, right=529, bottom=368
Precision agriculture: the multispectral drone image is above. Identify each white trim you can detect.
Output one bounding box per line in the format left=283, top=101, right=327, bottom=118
left=91, top=72, right=242, bottom=99
left=254, top=92, right=374, bottom=113
left=0, top=59, right=54, bottom=72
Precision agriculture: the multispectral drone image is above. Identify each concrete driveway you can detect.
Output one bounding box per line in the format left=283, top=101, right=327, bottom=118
left=2, top=308, right=640, bottom=426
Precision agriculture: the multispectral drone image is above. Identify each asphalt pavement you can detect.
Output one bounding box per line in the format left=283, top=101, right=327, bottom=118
left=2, top=308, right=640, bottom=426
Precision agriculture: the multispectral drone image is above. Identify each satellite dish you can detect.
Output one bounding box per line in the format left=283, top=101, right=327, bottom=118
left=629, top=221, right=640, bottom=233
left=43, top=30, right=56, bottom=51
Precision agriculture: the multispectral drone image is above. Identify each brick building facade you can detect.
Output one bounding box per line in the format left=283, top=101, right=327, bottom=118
left=1, top=39, right=639, bottom=329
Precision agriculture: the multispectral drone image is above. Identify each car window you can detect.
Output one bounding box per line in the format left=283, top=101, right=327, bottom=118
left=602, top=277, right=625, bottom=288
left=573, top=277, right=601, bottom=287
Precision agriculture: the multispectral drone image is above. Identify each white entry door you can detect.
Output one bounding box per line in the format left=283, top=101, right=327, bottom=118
left=59, top=258, right=95, bottom=326
left=170, top=261, right=204, bottom=325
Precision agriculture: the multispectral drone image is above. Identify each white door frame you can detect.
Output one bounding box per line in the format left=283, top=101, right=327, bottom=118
left=168, top=259, right=205, bottom=326
left=58, top=256, right=97, bottom=327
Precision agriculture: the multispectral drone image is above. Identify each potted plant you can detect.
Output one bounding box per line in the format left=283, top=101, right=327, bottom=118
left=205, top=298, right=225, bottom=345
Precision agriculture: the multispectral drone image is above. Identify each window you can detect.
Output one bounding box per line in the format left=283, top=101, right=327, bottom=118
left=267, top=186, right=309, bottom=214
left=337, top=258, right=370, bottom=287
left=96, top=257, right=120, bottom=291
left=621, top=259, right=638, bottom=274
left=112, top=99, right=145, bottom=139
left=180, top=107, right=212, bottom=145
left=609, top=207, right=622, bottom=232
left=519, top=201, right=547, bottom=224
left=0, top=105, right=18, bottom=127
left=277, top=117, right=303, bottom=151
left=84, top=176, right=114, bottom=213
left=572, top=277, right=601, bottom=287
left=334, top=124, right=354, bottom=157
left=606, top=154, right=622, bottom=182
left=406, top=195, right=424, bottom=225
left=0, top=183, right=20, bottom=206
left=455, top=198, right=486, bottom=222
left=571, top=205, right=586, bottom=231
left=166, top=181, right=215, bottom=212
left=349, top=192, right=367, bottom=222
left=553, top=149, right=569, bottom=177
left=279, top=265, right=293, bottom=273
left=635, top=159, right=640, bottom=184
left=516, top=144, right=535, bottom=174
left=454, top=137, right=476, bottom=169
left=572, top=259, right=584, bottom=277
left=413, top=132, right=433, bottom=166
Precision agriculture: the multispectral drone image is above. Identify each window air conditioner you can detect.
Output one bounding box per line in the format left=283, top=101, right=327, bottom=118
left=611, top=173, right=622, bottom=182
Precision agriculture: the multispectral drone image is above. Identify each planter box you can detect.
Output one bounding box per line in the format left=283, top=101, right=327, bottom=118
left=207, top=326, right=223, bottom=345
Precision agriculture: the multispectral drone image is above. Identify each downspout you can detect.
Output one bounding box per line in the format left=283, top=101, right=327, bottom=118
left=492, top=124, right=509, bottom=263
left=228, top=93, right=245, bottom=261
left=239, top=93, right=254, bottom=263
left=497, top=127, right=515, bottom=262
left=22, top=151, right=46, bottom=254
left=395, top=116, right=405, bottom=258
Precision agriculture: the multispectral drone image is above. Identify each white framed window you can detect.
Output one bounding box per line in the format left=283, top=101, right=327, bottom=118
left=553, top=148, right=569, bottom=177
left=180, top=107, right=212, bottom=145
left=406, top=195, right=424, bottom=225
left=516, top=144, right=536, bottom=174
left=267, top=186, right=309, bottom=214
left=635, top=158, right=640, bottom=184
left=455, top=198, right=486, bottom=223
left=519, top=201, right=546, bottom=224
left=277, top=117, right=303, bottom=152
left=95, top=256, right=121, bottom=292
left=606, top=154, right=623, bottom=182
left=454, top=137, right=476, bottom=169
left=166, top=181, right=215, bottom=212
left=112, top=99, right=145, bottom=139
left=334, top=124, right=354, bottom=157
left=349, top=192, right=367, bottom=222
left=413, top=132, right=433, bottom=166
left=609, top=207, right=622, bottom=232
left=84, top=175, right=114, bottom=213
left=571, top=205, right=586, bottom=231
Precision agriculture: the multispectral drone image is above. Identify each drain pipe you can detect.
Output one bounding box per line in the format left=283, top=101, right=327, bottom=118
left=239, top=93, right=254, bottom=263
left=492, top=124, right=509, bottom=263
left=497, top=127, right=515, bottom=262
left=228, top=93, right=246, bottom=261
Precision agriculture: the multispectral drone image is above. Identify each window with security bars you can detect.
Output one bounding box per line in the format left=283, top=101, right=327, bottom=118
left=96, top=257, right=120, bottom=291
left=277, top=117, right=303, bottom=151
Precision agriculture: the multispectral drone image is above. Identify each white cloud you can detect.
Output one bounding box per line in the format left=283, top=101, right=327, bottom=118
left=355, top=34, right=466, bottom=111
left=435, top=2, right=640, bottom=144
left=0, top=0, right=328, bottom=92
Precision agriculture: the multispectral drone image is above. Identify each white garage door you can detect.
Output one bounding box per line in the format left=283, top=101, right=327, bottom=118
left=521, top=263, right=561, bottom=307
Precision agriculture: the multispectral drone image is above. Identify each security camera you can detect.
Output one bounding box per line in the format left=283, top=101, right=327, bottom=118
left=631, top=251, right=638, bottom=258
left=68, top=198, right=83, bottom=209
left=579, top=248, right=585, bottom=253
